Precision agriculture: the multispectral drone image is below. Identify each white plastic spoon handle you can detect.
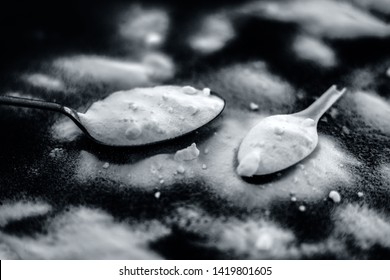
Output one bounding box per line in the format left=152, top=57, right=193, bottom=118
left=296, top=85, right=346, bottom=122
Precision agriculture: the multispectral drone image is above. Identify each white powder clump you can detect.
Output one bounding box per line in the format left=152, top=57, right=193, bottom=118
left=49, top=148, right=64, bottom=158
left=54, top=53, right=174, bottom=89
left=117, top=6, right=169, bottom=47
left=249, top=102, right=259, bottom=111
left=174, top=143, right=200, bottom=161
left=209, top=62, right=296, bottom=111
left=351, top=91, right=390, bottom=135
left=203, top=88, right=211, bottom=96
left=329, top=190, right=341, bottom=203
left=24, top=73, right=65, bottom=91
left=0, top=207, right=167, bottom=259
left=0, top=201, right=52, bottom=227
left=241, top=0, right=390, bottom=39
left=189, top=15, right=235, bottom=54
left=182, top=86, right=197, bottom=95
left=176, top=165, right=186, bottom=174
left=348, top=0, right=390, bottom=15
left=334, top=204, right=390, bottom=250
left=292, top=35, right=337, bottom=68
left=74, top=86, right=224, bottom=146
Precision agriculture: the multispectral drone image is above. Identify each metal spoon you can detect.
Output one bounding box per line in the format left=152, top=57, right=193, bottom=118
left=0, top=93, right=225, bottom=147
left=236, top=85, right=346, bottom=177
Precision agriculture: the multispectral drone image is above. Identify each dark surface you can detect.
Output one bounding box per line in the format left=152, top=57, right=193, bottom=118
left=0, top=0, right=390, bottom=259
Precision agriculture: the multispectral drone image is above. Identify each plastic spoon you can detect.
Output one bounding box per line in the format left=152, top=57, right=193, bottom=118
left=237, top=85, right=346, bottom=177
left=0, top=92, right=225, bottom=147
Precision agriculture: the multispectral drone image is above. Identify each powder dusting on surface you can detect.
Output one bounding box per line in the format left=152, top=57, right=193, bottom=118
left=292, top=35, right=337, bottom=68
left=23, top=73, right=65, bottom=91
left=188, top=15, right=235, bottom=54
left=0, top=201, right=52, bottom=227
left=117, top=6, right=169, bottom=48
left=0, top=207, right=168, bottom=259
left=350, top=91, right=390, bottom=135
left=75, top=109, right=359, bottom=210
left=334, top=204, right=390, bottom=250
left=240, top=0, right=390, bottom=39
left=54, top=53, right=174, bottom=88
left=206, top=62, right=296, bottom=111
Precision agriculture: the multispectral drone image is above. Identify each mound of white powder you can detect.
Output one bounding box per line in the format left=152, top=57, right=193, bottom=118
left=77, top=85, right=224, bottom=146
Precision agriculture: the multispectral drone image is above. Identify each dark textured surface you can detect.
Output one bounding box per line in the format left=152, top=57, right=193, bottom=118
left=0, top=0, right=390, bottom=259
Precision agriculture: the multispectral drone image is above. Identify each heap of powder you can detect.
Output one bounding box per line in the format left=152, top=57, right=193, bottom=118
left=78, top=85, right=224, bottom=146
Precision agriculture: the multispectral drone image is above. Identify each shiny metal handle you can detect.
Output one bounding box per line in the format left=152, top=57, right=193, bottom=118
left=0, top=95, right=64, bottom=113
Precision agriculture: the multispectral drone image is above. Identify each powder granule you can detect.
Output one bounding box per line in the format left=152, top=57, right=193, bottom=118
left=174, top=143, right=200, bottom=161
left=329, top=190, right=341, bottom=203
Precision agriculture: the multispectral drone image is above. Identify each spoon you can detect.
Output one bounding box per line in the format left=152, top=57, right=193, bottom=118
left=0, top=93, right=225, bottom=147
left=236, top=85, right=346, bottom=177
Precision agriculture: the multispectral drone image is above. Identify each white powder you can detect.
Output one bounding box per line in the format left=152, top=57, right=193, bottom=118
left=71, top=86, right=224, bottom=146
left=334, top=204, right=390, bottom=250
left=208, top=62, right=296, bottom=111
left=241, top=0, right=390, bottom=39
left=176, top=165, right=186, bottom=174
left=329, top=190, right=341, bottom=203
left=0, top=207, right=167, bottom=259
left=24, top=73, right=65, bottom=91
left=0, top=201, right=52, bottom=227
left=236, top=85, right=345, bottom=177
left=249, top=102, right=259, bottom=111
left=174, top=143, right=200, bottom=161
left=188, top=15, right=235, bottom=54
left=54, top=53, right=174, bottom=88
left=117, top=6, right=169, bottom=47
left=71, top=61, right=358, bottom=212
left=292, top=35, right=337, bottom=68
left=202, top=88, right=211, bottom=96
left=237, top=115, right=318, bottom=176
left=49, top=148, right=64, bottom=158
left=75, top=112, right=359, bottom=211
left=347, top=0, right=390, bottom=15
left=351, top=91, right=390, bottom=135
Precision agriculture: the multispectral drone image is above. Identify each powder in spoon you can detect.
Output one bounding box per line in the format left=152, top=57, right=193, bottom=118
left=236, top=85, right=345, bottom=177
left=78, top=85, right=224, bottom=146
left=237, top=115, right=318, bottom=177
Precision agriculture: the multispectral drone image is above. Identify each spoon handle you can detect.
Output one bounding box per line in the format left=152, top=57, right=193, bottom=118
left=0, top=95, right=64, bottom=113
left=0, top=94, right=96, bottom=140
left=296, top=85, right=346, bottom=122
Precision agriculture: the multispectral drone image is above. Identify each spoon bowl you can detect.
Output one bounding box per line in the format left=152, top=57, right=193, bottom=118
left=237, top=85, right=346, bottom=177
left=0, top=91, right=226, bottom=147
